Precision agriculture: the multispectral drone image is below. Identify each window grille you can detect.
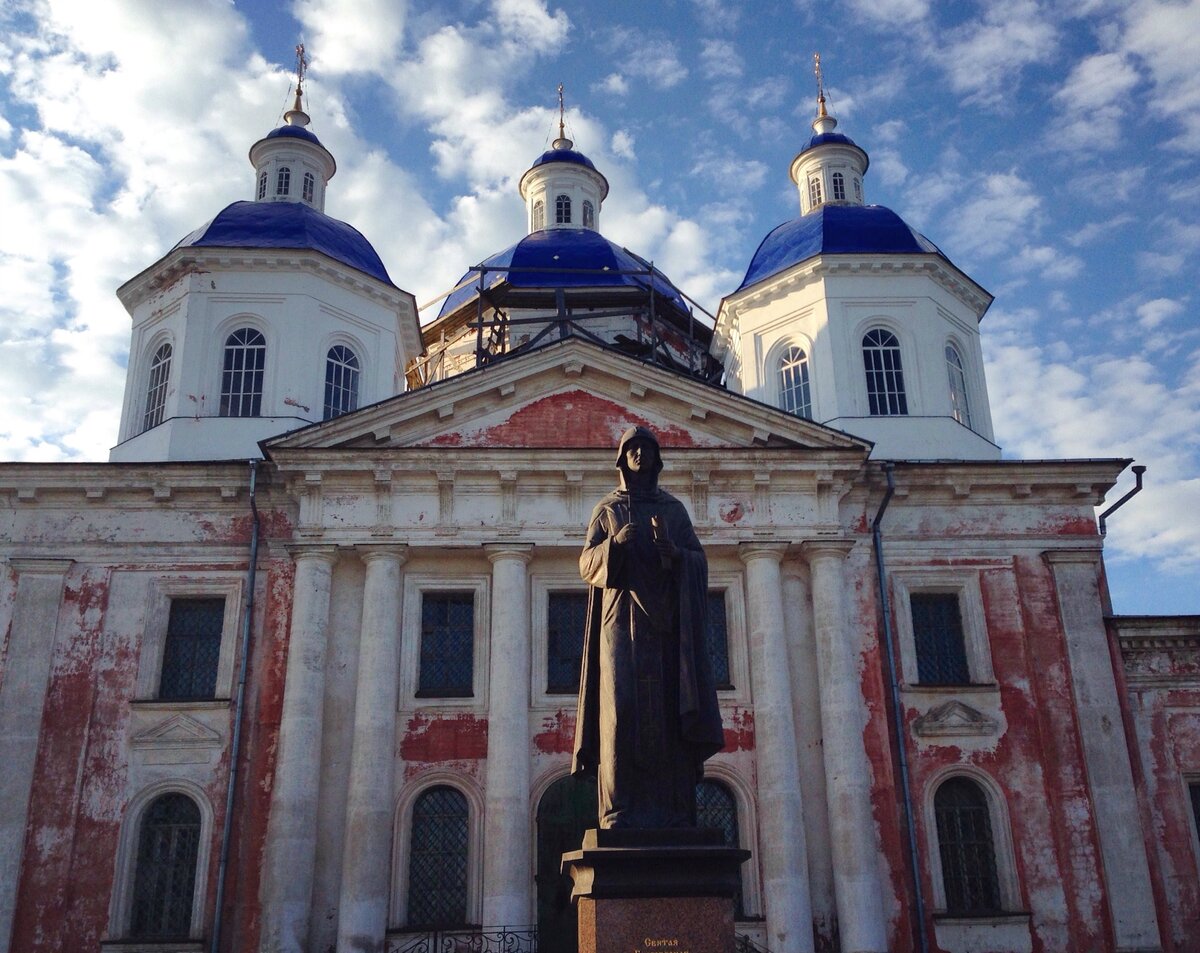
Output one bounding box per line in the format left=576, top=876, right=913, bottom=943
left=555, top=194, right=571, bottom=225
left=935, top=777, right=1001, bottom=914
left=778, top=345, right=812, bottom=419
left=256, top=170, right=267, bottom=200
left=142, top=343, right=172, bottom=432
left=407, top=786, right=469, bottom=928
left=130, top=793, right=201, bottom=939
left=582, top=200, right=595, bottom=230
left=808, top=176, right=822, bottom=208
left=302, top=172, right=315, bottom=203
left=276, top=166, right=290, bottom=196
left=547, top=591, right=588, bottom=694
left=219, top=328, right=265, bottom=417
left=323, top=345, right=360, bottom=419
left=707, top=591, right=732, bottom=689
left=832, top=172, right=846, bottom=201
left=159, top=598, right=224, bottom=700
left=532, top=200, right=545, bottom=231
left=863, top=328, right=907, bottom=416
left=697, top=780, right=744, bottom=917
left=911, top=593, right=970, bottom=685
left=945, top=344, right=972, bottom=428
left=418, top=592, right=474, bottom=697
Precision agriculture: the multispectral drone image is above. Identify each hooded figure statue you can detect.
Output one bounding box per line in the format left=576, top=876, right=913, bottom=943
left=572, top=426, right=724, bottom=829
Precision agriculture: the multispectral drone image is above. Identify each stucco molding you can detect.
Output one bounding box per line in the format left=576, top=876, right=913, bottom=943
left=912, top=700, right=999, bottom=739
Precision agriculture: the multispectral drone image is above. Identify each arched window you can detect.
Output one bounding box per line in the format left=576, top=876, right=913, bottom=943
left=853, top=177, right=863, bottom=202
left=302, top=172, right=315, bottom=203
left=532, top=200, right=545, bottom=231
left=219, top=328, right=265, bottom=417
left=555, top=193, right=571, bottom=225
left=142, top=343, right=172, bottom=433
left=129, top=793, right=201, bottom=938
left=323, top=345, right=360, bottom=419
left=935, top=778, right=1001, bottom=914
left=832, top=171, right=846, bottom=201
left=406, top=786, right=469, bottom=928
left=945, top=344, right=972, bottom=428
left=778, top=345, right=812, bottom=419
left=582, top=200, right=595, bottom=230
left=697, top=780, right=744, bottom=917
left=808, top=176, right=823, bottom=208
left=256, top=171, right=267, bottom=200
left=276, top=166, right=290, bottom=197
left=863, top=328, right=907, bottom=416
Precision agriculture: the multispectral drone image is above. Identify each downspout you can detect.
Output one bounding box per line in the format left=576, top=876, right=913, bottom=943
left=1098, top=464, right=1146, bottom=536
left=871, top=462, right=930, bottom=953
left=210, top=459, right=261, bottom=953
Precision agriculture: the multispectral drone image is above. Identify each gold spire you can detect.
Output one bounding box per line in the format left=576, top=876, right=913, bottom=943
left=292, top=43, right=308, bottom=113
left=557, top=82, right=566, bottom=140
left=814, top=52, right=827, bottom=118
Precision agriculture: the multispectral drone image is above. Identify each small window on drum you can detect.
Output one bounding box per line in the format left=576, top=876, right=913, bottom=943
left=582, top=200, right=595, bottom=230
left=302, top=172, right=315, bottom=203
left=832, top=172, right=846, bottom=201
left=256, top=170, right=268, bottom=200
left=555, top=193, right=571, bottom=225
left=276, top=166, right=290, bottom=197
left=808, top=176, right=823, bottom=208
left=532, top=200, right=545, bottom=231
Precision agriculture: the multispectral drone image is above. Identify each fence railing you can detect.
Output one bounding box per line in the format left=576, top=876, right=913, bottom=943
left=385, top=926, right=772, bottom=953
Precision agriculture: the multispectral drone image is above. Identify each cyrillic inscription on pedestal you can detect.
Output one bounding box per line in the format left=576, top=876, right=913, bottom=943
left=578, top=895, right=735, bottom=953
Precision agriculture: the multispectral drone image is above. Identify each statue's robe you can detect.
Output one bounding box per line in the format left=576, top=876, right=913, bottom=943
left=572, top=486, right=724, bottom=828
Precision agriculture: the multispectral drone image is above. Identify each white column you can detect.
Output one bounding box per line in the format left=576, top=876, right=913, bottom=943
left=337, top=546, right=407, bottom=952
left=740, top=544, right=815, bottom=953
left=482, top=544, right=533, bottom=927
left=1045, top=549, right=1162, bottom=952
left=260, top=546, right=338, bottom=953
left=803, top=539, right=888, bottom=953
left=0, top=558, right=72, bottom=953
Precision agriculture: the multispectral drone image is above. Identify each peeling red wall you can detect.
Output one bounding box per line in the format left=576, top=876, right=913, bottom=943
left=534, top=708, right=576, bottom=755
left=400, top=712, right=489, bottom=762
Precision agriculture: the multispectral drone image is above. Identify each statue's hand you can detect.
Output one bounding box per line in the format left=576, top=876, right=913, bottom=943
left=654, top=538, right=678, bottom=561
left=613, top=523, right=637, bottom=545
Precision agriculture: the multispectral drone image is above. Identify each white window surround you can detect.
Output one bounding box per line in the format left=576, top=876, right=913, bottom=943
left=923, top=765, right=1024, bottom=915
left=852, top=317, right=912, bottom=417
left=530, top=573, right=589, bottom=708
left=702, top=760, right=763, bottom=919
left=889, top=570, right=995, bottom=689
left=389, top=772, right=485, bottom=930
left=209, top=315, right=272, bottom=419
left=707, top=571, right=750, bottom=704
left=106, top=779, right=214, bottom=944
left=140, top=336, right=175, bottom=434
left=945, top=340, right=973, bottom=429
left=400, top=574, right=490, bottom=709
left=135, top=576, right=244, bottom=701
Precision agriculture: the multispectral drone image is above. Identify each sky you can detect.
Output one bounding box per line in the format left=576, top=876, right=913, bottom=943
left=1, top=0, right=1198, bottom=614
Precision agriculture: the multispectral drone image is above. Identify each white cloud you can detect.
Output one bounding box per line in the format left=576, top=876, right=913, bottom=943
left=940, top=0, right=1057, bottom=106
left=611, top=129, right=636, bottom=160
left=872, top=148, right=909, bottom=187
left=943, top=172, right=1042, bottom=259
left=1137, top=297, right=1184, bottom=329
left=1120, top=0, right=1200, bottom=150
left=1010, top=244, right=1084, bottom=281
left=846, top=0, right=930, bottom=25
left=1053, top=51, right=1140, bottom=150
left=292, top=0, right=407, bottom=75
left=689, top=151, right=768, bottom=192
left=601, top=28, right=687, bottom=90
left=595, top=73, right=629, bottom=96
left=699, top=39, right=742, bottom=81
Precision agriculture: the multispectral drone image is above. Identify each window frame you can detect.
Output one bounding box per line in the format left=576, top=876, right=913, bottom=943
left=945, top=341, right=973, bottom=429
left=390, top=773, right=484, bottom=930
left=924, top=767, right=1022, bottom=916
left=401, top=574, right=490, bottom=709
left=701, top=762, right=762, bottom=919
left=136, top=577, right=244, bottom=702
left=890, top=571, right=994, bottom=689
left=532, top=199, right=545, bottom=231
left=555, top=193, right=571, bottom=225
left=276, top=166, right=291, bottom=197
left=776, top=343, right=813, bottom=419
left=107, top=780, right=214, bottom=943
left=808, top=175, right=823, bottom=208
left=582, top=200, right=595, bottom=230
left=256, top=170, right=268, bottom=200
left=707, top=571, right=750, bottom=703
left=862, top=326, right=909, bottom=416
left=142, top=340, right=173, bottom=433
left=323, top=343, right=361, bottom=420
left=158, top=597, right=227, bottom=702
left=219, top=326, right=267, bottom=418
left=532, top=574, right=588, bottom=708
left=302, top=171, right=315, bottom=204
left=831, top=171, right=846, bottom=201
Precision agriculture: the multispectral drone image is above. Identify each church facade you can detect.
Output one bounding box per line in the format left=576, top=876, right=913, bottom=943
left=1, top=81, right=1199, bottom=953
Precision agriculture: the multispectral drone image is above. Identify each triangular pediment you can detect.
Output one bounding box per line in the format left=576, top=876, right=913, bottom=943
left=912, top=700, right=998, bottom=739
left=265, top=338, right=871, bottom=455
left=132, top=714, right=223, bottom=749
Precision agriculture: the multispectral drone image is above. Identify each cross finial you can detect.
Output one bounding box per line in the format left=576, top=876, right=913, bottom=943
left=295, top=43, right=308, bottom=93
left=557, top=82, right=566, bottom=140
left=285, top=43, right=312, bottom=125
left=814, top=52, right=827, bottom=118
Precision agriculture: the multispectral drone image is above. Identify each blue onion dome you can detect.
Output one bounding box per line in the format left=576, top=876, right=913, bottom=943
left=173, top=201, right=394, bottom=286
left=799, top=130, right=869, bottom=171
left=264, top=123, right=324, bottom=146
left=737, top=204, right=952, bottom=292
left=438, top=228, right=688, bottom=318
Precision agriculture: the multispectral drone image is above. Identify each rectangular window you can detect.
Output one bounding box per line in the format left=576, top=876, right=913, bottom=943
left=418, top=592, right=475, bottom=697
left=707, top=590, right=733, bottom=690
left=159, top=598, right=225, bottom=700
left=547, top=591, right=588, bottom=694
left=911, top=593, right=970, bottom=685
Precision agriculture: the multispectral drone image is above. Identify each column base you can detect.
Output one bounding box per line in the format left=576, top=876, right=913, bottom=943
left=563, top=829, right=750, bottom=953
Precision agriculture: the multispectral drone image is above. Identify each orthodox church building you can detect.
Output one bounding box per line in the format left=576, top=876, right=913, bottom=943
left=2, top=70, right=1199, bottom=953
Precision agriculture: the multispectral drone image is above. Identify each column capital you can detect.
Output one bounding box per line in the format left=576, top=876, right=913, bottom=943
left=738, top=542, right=788, bottom=565
left=357, top=543, right=409, bottom=567
left=484, top=543, right=533, bottom=564
left=285, top=543, right=341, bottom=566
left=799, top=538, right=855, bottom=562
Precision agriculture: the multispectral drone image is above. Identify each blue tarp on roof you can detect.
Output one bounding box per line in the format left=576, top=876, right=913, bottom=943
left=173, top=200, right=393, bottom=285
left=438, top=229, right=690, bottom=318
left=737, top=204, right=948, bottom=291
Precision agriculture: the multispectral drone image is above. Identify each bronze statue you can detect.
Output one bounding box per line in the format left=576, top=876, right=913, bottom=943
left=572, top=426, right=724, bottom=828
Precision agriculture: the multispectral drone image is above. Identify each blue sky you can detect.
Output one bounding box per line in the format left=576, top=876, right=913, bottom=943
left=1, top=0, right=1198, bottom=613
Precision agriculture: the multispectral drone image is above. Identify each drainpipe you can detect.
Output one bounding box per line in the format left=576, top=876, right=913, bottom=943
left=210, top=459, right=261, bottom=953
left=1098, top=465, right=1146, bottom=536
left=871, top=462, right=930, bottom=953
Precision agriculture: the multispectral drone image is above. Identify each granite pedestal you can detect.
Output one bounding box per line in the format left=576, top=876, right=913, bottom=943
left=562, top=829, right=751, bottom=953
